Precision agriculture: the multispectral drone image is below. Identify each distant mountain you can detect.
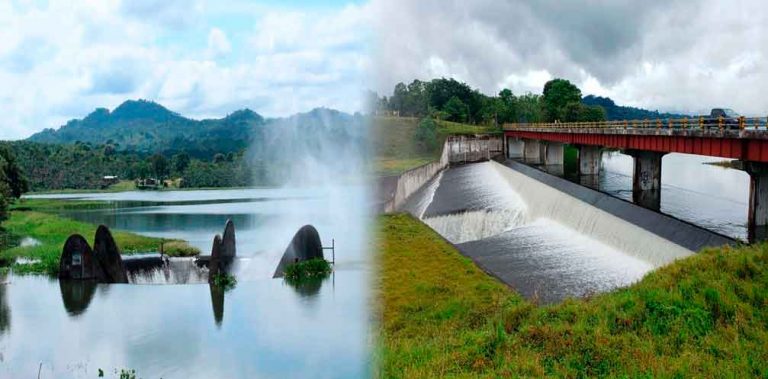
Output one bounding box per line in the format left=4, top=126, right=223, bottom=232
left=27, top=100, right=362, bottom=158
left=582, top=95, right=689, bottom=121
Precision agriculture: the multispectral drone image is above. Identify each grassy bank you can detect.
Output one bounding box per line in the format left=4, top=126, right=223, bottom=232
left=0, top=210, right=199, bottom=275
left=373, top=117, right=500, bottom=175
left=377, top=214, right=768, bottom=377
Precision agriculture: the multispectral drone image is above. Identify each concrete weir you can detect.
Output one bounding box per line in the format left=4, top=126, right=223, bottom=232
left=489, top=161, right=732, bottom=265
left=399, top=156, right=733, bottom=303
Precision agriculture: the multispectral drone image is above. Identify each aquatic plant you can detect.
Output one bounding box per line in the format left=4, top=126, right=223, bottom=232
left=284, top=258, right=332, bottom=283
left=211, top=272, right=237, bottom=291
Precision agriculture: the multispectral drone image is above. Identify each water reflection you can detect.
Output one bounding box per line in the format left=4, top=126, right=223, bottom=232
left=209, top=284, right=225, bottom=326
left=285, top=275, right=329, bottom=298
left=0, top=276, right=9, bottom=336
left=3, top=188, right=371, bottom=377
left=59, top=280, right=97, bottom=316
left=521, top=149, right=750, bottom=240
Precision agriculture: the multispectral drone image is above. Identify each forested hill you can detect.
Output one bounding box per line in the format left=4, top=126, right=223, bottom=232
left=27, top=99, right=265, bottom=158
left=581, top=95, right=689, bottom=121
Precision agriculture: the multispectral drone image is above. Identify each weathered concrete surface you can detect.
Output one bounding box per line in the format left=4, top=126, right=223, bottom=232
left=59, top=234, right=104, bottom=281
left=578, top=145, right=601, bottom=175
left=543, top=142, right=565, bottom=165
left=273, top=225, right=324, bottom=278
left=746, top=162, right=768, bottom=240
left=93, top=225, right=128, bottom=283
left=382, top=145, right=448, bottom=213
left=523, top=139, right=541, bottom=164
left=627, top=150, right=666, bottom=211
left=447, top=135, right=503, bottom=164
left=507, top=137, right=524, bottom=159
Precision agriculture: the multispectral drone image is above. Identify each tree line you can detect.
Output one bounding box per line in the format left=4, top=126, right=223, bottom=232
left=0, top=141, right=256, bottom=192
left=0, top=146, right=28, bottom=223
left=370, top=77, right=609, bottom=125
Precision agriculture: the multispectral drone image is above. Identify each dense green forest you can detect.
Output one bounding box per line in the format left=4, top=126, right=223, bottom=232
left=3, top=106, right=367, bottom=192
left=0, top=141, right=253, bottom=191
left=581, top=95, right=688, bottom=120
left=372, top=77, right=688, bottom=125
left=0, top=146, right=28, bottom=224
left=28, top=100, right=263, bottom=158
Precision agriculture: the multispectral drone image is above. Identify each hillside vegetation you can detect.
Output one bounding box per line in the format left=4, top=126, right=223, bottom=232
left=582, top=95, right=688, bottom=121
left=373, top=117, right=498, bottom=175
left=28, top=100, right=261, bottom=157
left=5, top=105, right=366, bottom=191
left=377, top=214, right=768, bottom=378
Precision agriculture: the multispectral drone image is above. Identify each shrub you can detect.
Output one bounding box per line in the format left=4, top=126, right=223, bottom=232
left=284, top=258, right=332, bottom=282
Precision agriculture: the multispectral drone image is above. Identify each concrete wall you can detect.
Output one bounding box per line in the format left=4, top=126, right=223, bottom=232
left=447, top=135, right=504, bottom=165
left=380, top=135, right=503, bottom=213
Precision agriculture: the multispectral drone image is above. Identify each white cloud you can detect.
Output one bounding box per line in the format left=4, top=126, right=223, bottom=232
left=206, top=28, right=231, bottom=59
left=0, top=0, right=371, bottom=140
left=372, top=0, right=768, bottom=116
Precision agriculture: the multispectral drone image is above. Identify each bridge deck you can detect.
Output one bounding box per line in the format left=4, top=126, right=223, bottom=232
left=504, top=126, right=768, bottom=162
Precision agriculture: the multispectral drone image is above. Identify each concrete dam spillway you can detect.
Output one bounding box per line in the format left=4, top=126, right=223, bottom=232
left=402, top=158, right=733, bottom=304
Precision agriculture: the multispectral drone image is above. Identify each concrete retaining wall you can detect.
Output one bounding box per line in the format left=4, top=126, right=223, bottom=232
left=379, top=135, right=503, bottom=213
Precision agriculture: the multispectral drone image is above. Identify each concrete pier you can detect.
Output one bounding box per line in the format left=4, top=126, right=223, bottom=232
left=523, top=139, right=541, bottom=164
left=627, top=150, right=666, bottom=211
left=578, top=145, right=601, bottom=176
left=746, top=162, right=768, bottom=241
left=542, top=142, right=565, bottom=166
left=507, top=137, right=524, bottom=159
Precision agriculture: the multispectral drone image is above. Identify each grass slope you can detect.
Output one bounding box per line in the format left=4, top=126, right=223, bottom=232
left=373, top=117, right=500, bottom=176
left=1, top=209, right=199, bottom=275
left=377, top=214, right=768, bottom=378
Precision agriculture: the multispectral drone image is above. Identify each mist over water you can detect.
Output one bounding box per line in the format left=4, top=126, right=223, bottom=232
left=242, top=109, right=372, bottom=278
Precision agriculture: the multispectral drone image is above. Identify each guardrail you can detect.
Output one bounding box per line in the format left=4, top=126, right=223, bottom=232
left=504, top=116, right=768, bottom=131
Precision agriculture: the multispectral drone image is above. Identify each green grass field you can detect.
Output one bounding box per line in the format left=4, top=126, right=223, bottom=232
left=0, top=203, right=199, bottom=275
left=376, top=214, right=768, bottom=378
left=373, top=117, right=500, bottom=175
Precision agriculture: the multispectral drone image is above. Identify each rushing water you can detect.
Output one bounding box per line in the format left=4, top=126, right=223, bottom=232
left=409, top=163, right=659, bottom=304
left=1, top=188, right=371, bottom=378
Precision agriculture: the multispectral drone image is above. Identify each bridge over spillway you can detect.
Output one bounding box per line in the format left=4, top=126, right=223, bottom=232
left=503, top=118, right=768, bottom=241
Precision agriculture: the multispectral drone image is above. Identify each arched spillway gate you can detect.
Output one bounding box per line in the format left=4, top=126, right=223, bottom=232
left=57, top=221, right=336, bottom=323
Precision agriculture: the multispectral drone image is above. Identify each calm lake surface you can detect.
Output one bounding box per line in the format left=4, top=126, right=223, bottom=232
left=1, top=187, right=372, bottom=378
left=537, top=151, right=749, bottom=241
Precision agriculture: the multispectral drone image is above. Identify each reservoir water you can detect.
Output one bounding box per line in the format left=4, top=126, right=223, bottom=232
left=597, top=152, right=749, bottom=241
left=0, top=187, right=371, bottom=378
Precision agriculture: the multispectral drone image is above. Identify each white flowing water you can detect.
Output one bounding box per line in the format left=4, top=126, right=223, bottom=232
left=414, top=161, right=692, bottom=302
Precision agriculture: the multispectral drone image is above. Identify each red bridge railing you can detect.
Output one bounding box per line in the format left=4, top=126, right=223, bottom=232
left=504, top=116, right=768, bottom=131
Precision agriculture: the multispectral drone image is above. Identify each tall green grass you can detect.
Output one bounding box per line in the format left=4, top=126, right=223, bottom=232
left=0, top=210, right=198, bottom=275
left=373, top=117, right=500, bottom=176
left=376, top=214, right=768, bottom=378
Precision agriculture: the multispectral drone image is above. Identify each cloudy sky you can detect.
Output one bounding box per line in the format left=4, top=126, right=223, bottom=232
left=372, top=0, right=768, bottom=118
left=0, top=0, right=371, bottom=139
left=2, top=1, right=767, bottom=140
